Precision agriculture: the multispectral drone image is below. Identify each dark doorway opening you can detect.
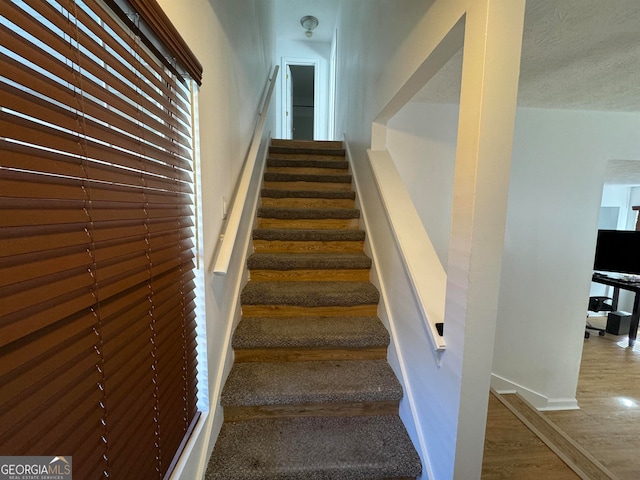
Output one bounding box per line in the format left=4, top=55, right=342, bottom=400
left=290, top=65, right=315, bottom=140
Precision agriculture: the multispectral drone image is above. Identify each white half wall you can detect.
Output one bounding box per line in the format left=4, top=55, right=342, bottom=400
left=273, top=13, right=332, bottom=140
left=386, top=102, right=459, bottom=267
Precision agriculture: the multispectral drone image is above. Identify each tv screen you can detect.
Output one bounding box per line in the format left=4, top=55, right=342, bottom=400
left=593, top=230, right=640, bottom=275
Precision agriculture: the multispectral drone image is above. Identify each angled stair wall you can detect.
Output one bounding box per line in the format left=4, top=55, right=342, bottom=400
left=206, top=139, right=422, bottom=480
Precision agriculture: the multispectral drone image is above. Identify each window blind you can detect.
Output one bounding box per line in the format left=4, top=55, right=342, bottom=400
left=0, top=0, right=201, bottom=478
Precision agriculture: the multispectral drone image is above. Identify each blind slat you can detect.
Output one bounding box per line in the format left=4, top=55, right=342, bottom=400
left=0, top=247, right=91, bottom=289
left=4, top=1, right=191, bottom=130
left=1, top=89, right=193, bottom=171
left=83, top=0, right=196, bottom=102
left=0, top=45, right=192, bottom=144
left=0, top=170, right=193, bottom=205
left=0, top=61, right=192, bottom=159
left=24, top=0, right=191, bottom=118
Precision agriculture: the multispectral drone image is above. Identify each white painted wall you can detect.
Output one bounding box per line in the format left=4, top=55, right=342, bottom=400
left=155, top=1, right=276, bottom=478
left=386, top=102, right=458, bottom=267
left=601, top=185, right=631, bottom=230
left=600, top=183, right=640, bottom=231
left=273, top=36, right=331, bottom=140
left=493, top=108, right=640, bottom=408
left=631, top=186, right=640, bottom=226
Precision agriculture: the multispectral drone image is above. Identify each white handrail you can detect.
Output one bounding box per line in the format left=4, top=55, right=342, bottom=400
left=210, top=65, right=279, bottom=275
left=366, top=148, right=447, bottom=351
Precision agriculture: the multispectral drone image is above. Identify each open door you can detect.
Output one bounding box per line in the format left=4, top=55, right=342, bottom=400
left=328, top=29, right=338, bottom=140
left=282, top=58, right=318, bottom=140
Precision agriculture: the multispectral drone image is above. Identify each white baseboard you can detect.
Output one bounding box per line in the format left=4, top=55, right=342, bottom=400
left=491, top=373, right=579, bottom=411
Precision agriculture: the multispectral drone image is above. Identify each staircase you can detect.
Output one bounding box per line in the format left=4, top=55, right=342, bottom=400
left=206, top=139, right=422, bottom=480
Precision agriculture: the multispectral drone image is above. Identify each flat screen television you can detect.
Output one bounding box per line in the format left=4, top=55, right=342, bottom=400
left=593, top=229, right=640, bottom=275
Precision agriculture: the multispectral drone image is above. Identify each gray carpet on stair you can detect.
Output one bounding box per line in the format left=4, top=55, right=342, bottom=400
left=261, top=188, right=355, bottom=199
left=240, top=281, right=379, bottom=307
left=232, top=316, right=390, bottom=349
left=206, top=415, right=422, bottom=480
left=252, top=228, right=365, bottom=242
left=247, top=252, right=371, bottom=270
left=267, top=158, right=348, bottom=169
left=221, top=360, right=402, bottom=407
left=264, top=172, right=352, bottom=183
left=258, top=207, right=360, bottom=220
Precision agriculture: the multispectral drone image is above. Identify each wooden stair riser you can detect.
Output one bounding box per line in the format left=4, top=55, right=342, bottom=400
left=249, top=269, right=370, bottom=282
left=223, top=400, right=399, bottom=422
left=257, top=218, right=360, bottom=230
left=266, top=166, right=348, bottom=175
left=268, top=152, right=346, bottom=160
left=260, top=197, right=356, bottom=209
left=263, top=181, right=353, bottom=191
left=241, top=304, right=378, bottom=318
left=234, top=346, right=388, bottom=363
left=252, top=240, right=365, bottom=253
left=271, top=139, right=344, bottom=148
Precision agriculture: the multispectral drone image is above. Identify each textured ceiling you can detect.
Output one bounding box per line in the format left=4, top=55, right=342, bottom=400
left=415, top=0, right=640, bottom=111
left=604, top=160, right=640, bottom=185
left=518, top=0, right=640, bottom=111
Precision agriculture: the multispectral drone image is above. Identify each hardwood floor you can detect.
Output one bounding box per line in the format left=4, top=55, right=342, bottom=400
left=483, top=332, right=640, bottom=479
left=482, top=394, right=580, bottom=479
left=543, top=334, right=640, bottom=479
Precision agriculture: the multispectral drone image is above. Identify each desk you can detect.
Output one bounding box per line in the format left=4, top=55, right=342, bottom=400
left=592, top=272, right=640, bottom=347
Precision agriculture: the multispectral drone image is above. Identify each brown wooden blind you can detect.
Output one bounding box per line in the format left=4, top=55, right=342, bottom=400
left=0, top=0, right=200, bottom=478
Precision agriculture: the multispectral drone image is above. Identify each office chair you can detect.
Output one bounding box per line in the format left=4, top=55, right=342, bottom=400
left=585, top=296, right=614, bottom=339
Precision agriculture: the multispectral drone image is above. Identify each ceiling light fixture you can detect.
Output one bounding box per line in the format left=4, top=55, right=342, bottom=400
left=300, top=15, right=319, bottom=38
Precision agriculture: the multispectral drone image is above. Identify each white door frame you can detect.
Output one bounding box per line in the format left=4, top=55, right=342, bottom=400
left=328, top=29, right=338, bottom=140
left=281, top=57, right=320, bottom=140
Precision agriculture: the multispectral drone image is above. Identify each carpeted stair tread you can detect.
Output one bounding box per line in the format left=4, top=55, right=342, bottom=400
left=232, top=316, right=389, bottom=349
left=264, top=172, right=352, bottom=183
left=205, top=415, right=422, bottom=480
left=253, top=228, right=365, bottom=242
left=241, top=281, right=379, bottom=307
left=247, top=252, right=371, bottom=270
left=221, top=360, right=402, bottom=407
left=267, top=158, right=348, bottom=169
left=261, top=188, right=356, bottom=199
left=269, top=145, right=346, bottom=156
left=257, top=207, right=360, bottom=220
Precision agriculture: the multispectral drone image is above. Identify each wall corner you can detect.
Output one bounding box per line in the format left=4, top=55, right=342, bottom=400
left=371, top=121, right=387, bottom=150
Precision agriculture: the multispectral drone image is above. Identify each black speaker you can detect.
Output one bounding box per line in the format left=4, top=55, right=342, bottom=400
left=606, top=311, right=631, bottom=335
